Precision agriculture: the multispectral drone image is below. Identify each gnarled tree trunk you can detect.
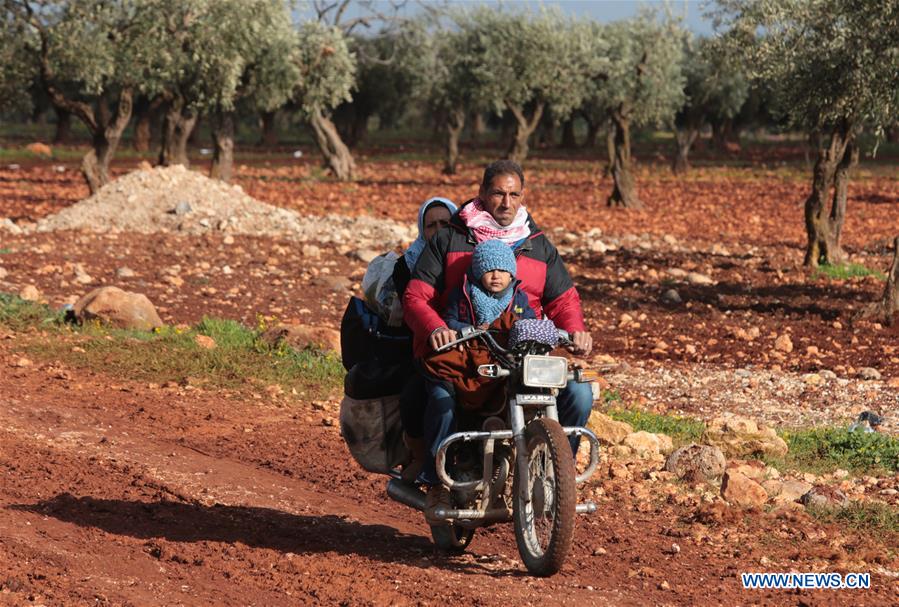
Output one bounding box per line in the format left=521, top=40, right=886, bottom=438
left=210, top=111, right=235, bottom=182
left=470, top=110, right=486, bottom=142
left=506, top=100, right=545, bottom=163
left=309, top=108, right=356, bottom=181
left=442, top=107, right=465, bottom=175
left=52, top=106, right=71, bottom=143
left=560, top=118, right=577, bottom=148
left=672, top=127, right=699, bottom=175
left=859, top=236, right=899, bottom=325
left=606, top=111, right=643, bottom=209
left=584, top=119, right=600, bottom=148
left=80, top=90, right=133, bottom=194
left=803, top=124, right=855, bottom=267
left=159, top=95, right=196, bottom=167
left=36, top=27, right=131, bottom=193
left=258, top=110, right=279, bottom=147
left=880, top=237, right=899, bottom=324
left=132, top=95, right=162, bottom=152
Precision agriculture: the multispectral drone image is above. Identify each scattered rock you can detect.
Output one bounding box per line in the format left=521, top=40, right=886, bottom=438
left=18, top=285, right=41, bottom=302
left=800, top=486, right=849, bottom=509
left=726, top=459, right=767, bottom=483
left=73, top=286, right=164, bottom=331
left=774, top=480, right=814, bottom=505
left=0, top=218, right=22, bottom=234
left=25, top=142, right=52, bottom=157
left=667, top=268, right=687, bottom=279
left=761, top=479, right=783, bottom=497
left=261, top=323, right=341, bottom=355
left=194, top=335, right=216, bottom=350
left=116, top=266, right=136, bottom=278
left=664, top=444, right=726, bottom=481
left=302, top=244, right=322, bottom=259
left=313, top=275, right=352, bottom=292
left=623, top=431, right=674, bottom=459
left=589, top=240, right=608, bottom=254
left=720, top=470, right=768, bottom=508
left=686, top=272, right=714, bottom=286
left=0, top=266, right=7, bottom=279
left=171, top=201, right=192, bottom=215
left=12, top=356, right=32, bottom=368
left=609, top=445, right=633, bottom=459
left=774, top=334, right=793, bottom=353
left=353, top=249, right=380, bottom=264
left=586, top=412, right=633, bottom=446
left=660, top=289, right=682, bottom=305
left=802, top=373, right=824, bottom=386
left=702, top=413, right=788, bottom=458
left=857, top=367, right=882, bottom=381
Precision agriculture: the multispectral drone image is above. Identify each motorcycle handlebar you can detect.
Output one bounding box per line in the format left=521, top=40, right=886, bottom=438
left=434, top=326, right=489, bottom=353
left=435, top=326, right=574, bottom=354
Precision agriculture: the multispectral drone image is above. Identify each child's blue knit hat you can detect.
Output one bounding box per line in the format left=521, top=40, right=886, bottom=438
left=471, top=239, right=517, bottom=280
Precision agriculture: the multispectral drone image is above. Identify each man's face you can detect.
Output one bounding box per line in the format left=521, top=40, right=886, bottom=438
left=479, top=173, right=524, bottom=227
left=422, top=206, right=451, bottom=240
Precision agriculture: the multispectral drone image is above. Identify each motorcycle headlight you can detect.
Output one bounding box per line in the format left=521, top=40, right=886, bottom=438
left=522, top=355, right=568, bottom=388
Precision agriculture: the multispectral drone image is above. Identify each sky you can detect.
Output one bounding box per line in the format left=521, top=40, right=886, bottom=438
left=299, top=1, right=716, bottom=35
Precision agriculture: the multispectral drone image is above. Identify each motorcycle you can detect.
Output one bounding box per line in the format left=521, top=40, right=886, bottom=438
left=385, top=319, right=601, bottom=577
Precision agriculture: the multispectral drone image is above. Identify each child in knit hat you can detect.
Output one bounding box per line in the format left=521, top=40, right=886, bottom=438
left=445, top=239, right=535, bottom=332
left=421, top=239, right=536, bottom=414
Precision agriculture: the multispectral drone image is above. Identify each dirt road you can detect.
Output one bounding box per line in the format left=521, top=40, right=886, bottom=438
left=1, top=347, right=895, bottom=606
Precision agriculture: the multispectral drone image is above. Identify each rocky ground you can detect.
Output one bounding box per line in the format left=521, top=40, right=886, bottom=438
left=0, top=156, right=898, bottom=605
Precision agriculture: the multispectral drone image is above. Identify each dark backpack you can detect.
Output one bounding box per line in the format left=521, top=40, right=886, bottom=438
left=339, top=297, right=413, bottom=399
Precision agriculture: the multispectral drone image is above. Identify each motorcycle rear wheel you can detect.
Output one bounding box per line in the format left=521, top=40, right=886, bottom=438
left=512, top=417, right=576, bottom=576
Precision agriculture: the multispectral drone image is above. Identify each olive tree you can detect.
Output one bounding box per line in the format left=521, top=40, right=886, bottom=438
left=720, top=0, right=899, bottom=266
left=139, top=0, right=298, bottom=179
left=333, top=31, right=421, bottom=148
left=400, top=18, right=479, bottom=174
left=0, top=13, right=35, bottom=115
left=582, top=13, right=685, bottom=208
left=459, top=8, right=593, bottom=163
left=293, top=21, right=357, bottom=180
left=673, top=36, right=748, bottom=174
left=197, top=0, right=298, bottom=181
left=6, top=0, right=162, bottom=193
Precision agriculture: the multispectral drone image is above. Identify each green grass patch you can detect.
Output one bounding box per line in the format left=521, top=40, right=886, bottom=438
left=807, top=501, right=899, bottom=537
left=0, top=293, right=62, bottom=331
left=27, top=316, right=344, bottom=399
left=607, top=407, right=706, bottom=445
left=0, top=292, right=344, bottom=400
left=766, top=427, right=899, bottom=476
left=812, top=263, right=886, bottom=281
left=0, top=247, right=12, bottom=254
left=598, top=388, right=623, bottom=405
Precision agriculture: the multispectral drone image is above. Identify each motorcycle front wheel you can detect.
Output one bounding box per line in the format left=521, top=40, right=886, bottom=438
left=512, top=417, right=576, bottom=576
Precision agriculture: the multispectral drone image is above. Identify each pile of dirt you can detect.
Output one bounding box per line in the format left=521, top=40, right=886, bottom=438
left=35, top=165, right=415, bottom=247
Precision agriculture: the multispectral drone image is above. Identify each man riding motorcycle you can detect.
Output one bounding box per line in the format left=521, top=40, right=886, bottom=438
left=403, top=159, right=594, bottom=519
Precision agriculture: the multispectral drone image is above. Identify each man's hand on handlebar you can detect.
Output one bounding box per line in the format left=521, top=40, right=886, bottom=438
left=429, top=327, right=459, bottom=351
left=568, top=331, right=593, bottom=356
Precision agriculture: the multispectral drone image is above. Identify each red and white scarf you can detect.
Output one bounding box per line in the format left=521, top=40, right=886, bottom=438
left=458, top=198, right=530, bottom=245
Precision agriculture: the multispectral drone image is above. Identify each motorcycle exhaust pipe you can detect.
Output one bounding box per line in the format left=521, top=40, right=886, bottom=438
left=386, top=479, right=427, bottom=511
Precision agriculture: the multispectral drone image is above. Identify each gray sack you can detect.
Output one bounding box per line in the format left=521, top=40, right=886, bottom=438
left=339, top=394, right=409, bottom=474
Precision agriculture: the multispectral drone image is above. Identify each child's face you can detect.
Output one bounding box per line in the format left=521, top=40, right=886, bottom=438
left=480, top=269, right=512, bottom=293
